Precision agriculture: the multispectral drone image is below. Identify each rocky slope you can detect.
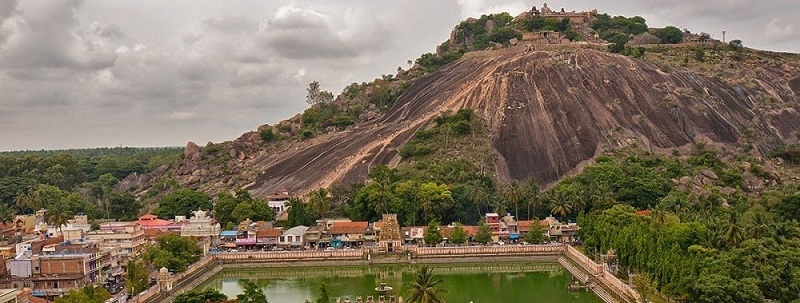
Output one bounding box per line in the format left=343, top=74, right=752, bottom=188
left=125, top=46, right=800, bottom=198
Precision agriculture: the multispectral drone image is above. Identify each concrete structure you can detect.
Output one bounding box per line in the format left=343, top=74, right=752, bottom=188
left=180, top=210, right=220, bottom=243
left=266, top=189, right=291, bottom=215
left=31, top=244, right=115, bottom=298
left=279, top=226, right=308, bottom=248
left=376, top=215, right=402, bottom=252
left=85, top=223, right=145, bottom=263
left=514, top=3, right=598, bottom=25
left=329, top=221, right=368, bottom=248
left=0, top=289, right=19, bottom=303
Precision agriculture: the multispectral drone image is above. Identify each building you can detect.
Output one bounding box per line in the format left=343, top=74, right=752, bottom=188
left=303, top=225, right=327, bottom=249
left=376, top=215, right=402, bottom=252
left=279, top=226, right=308, bottom=248
left=514, top=3, right=597, bottom=25
left=0, top=289, right=19, bottom=303
left=180, top=210, right=220, bottom=238
left=84, top=223, right=145, bottom=263
left=401, top=227, right=424, bottom=245
left=255, top=229, right=281, bottom=248
left=329, top=221, right=368, bottom=248
left=136, top=214, right=182, bottom=231
left=266, top=189, right=291, bottom=215
left=543, top=216, right=580, bottom=243
left=29, top=241, right=117, bottom=299
left=219, top=231, right=238, bottom=249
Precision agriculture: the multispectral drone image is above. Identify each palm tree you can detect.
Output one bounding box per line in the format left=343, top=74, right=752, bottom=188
left=308, top=188, right=331, bottom=219
left=46, top=203, right=73, bottom=237
left=500, top=180, right=524, bottom=219
left=523, top=179, right=540, bottom=220
left=407, top=266, right=447, bottom=303
left=467, top=182, right=490, bottom=217
left=724, top=212, right=746, bottom=247
left=0, top=204, right=16, bottom=226
left=547, top=191, right=573, bottom=219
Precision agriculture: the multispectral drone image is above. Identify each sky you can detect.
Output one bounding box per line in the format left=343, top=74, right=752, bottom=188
left=1, top=0, right=798, bottom=151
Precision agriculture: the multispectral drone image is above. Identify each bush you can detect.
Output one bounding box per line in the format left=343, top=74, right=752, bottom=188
left=655, top=26, right=683, bottom=44
left=451, top=120, right=472, bottom=135
left=302, top=129, right=315, bottom=139
left=260, top=129, right=278, bottom=142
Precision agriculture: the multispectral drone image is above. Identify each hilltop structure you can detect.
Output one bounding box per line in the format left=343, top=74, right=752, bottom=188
left=514, top=3, right=598, bottom=25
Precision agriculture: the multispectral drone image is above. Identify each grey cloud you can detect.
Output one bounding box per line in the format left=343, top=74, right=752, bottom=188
left=257, top=5, right=392, bottom=60
left=203, top=16, right=256, bottom=34
left=96, top=23, right=124, bottom=38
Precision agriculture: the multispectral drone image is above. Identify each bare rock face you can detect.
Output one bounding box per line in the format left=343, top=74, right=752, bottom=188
left=139, top=48, right=800, bottom=198
left=700, top=169, right=719, bottom=180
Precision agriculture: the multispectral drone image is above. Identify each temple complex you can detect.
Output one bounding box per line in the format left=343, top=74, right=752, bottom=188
left=514, top=3, right=598, bottom=25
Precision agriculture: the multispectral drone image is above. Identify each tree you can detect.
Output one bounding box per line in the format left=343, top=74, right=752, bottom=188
left=107, top=192, right=141, bottom=221
left=316, top=282, right=330, bottom=303
left=500, top=180, right=524, bottom=220
left=54, top=285, right=111, bottom=303
left=144, top=234, right=202, bottom=272
left=308, top=188, right=332, bottom=219
left=157, top=190, right=212, bottom=218
left=655, top=26, right=683, bottom=44
left=0, top=203, right=16, bottom=225
left=475, top=220, right=492, bottom=245
left=126, top=259, right=149, bottom=296
left=237, top=280, right=268, bottom=303
left=523, top=179, right=540, bottom=220
left=424, top=221, right=443, bottom=246
left=406, top=266, right=447, bottom=303
left=287, top=197, right=315, bottom=227
left=306, top=81, right=334, bottom=105
left=449, top=223, right=467, bottom=245
left=47, top=201, right=73, bottom=237
left=174, top=288, right=228, bottom=303
left=524, top=222, right=548, bottom=244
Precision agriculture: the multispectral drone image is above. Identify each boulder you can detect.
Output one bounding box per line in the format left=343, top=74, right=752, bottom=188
left=186, top=176, right=201, bottom=184
left=509, top=38, right=519, bottom=46
left=699, top=169, right=719, bottom=180
left=485, top=20, right=496, bottom=35
left=229, top=149, right=238, bottom=158
left=184, top=141, right=201, bottom=160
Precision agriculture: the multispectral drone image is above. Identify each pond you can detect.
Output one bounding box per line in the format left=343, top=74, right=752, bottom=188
left=198, top=262, right=602, bottom=303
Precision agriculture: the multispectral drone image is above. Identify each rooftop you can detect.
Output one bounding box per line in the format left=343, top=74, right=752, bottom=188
left=330, top=221, right=368, bottom=234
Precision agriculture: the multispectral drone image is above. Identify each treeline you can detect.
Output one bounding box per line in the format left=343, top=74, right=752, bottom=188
left=0, top=147, right=181, bottom=223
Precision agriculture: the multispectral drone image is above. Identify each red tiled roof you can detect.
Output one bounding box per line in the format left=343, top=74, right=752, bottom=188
left=19, top=291, right=52, bottom=303
left=256, top=229, right=283, bottom=237
left=137, top=214, right=173, bottom=227
left=330, top=221, right=368, bottom=234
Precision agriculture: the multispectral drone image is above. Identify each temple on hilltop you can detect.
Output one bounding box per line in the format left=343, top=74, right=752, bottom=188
left=514, top=3, right=598, bottom=25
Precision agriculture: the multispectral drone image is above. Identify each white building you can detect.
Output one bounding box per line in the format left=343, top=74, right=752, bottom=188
left=180, top=210, right=221, bottom=238
left=266, top=190, right=291, bottom=214
left=279, top=225, right=308, bottom=248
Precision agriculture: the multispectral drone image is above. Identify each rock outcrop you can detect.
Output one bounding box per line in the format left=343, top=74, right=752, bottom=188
left=133, top=47, right=800, bottom=198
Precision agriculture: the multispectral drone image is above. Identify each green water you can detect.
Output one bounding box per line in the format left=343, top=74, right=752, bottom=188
left=199, top=263, right=602, bottom=303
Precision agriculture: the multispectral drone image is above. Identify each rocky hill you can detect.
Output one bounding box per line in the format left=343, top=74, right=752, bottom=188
left=118, top=43, right=800, bottom=200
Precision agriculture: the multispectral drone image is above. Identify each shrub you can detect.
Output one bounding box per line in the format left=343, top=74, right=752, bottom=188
left=260, top=129, right=278, bottom=142
left=302, top=129, right=315, bottom=139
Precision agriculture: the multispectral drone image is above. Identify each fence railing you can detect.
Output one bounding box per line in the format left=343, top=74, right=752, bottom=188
left=406, top=244, right=564, bottom=256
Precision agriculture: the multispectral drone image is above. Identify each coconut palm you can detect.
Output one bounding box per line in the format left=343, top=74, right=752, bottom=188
left=724, top=212, right=747, bottom=247
left=407, top=266, right=447, bottom=303
left=500, top=180, right=525, bottom=219
left=467, top=182, right=491, bottom=217
left=548, top=191, right=573, bottom=219
left=523, top=179, right=540, bottom=219
left=0, top=204, right=16, bottom=226
left=308, top=188, right=331, bottom=219
left=46, top=203, right=73, bottom=237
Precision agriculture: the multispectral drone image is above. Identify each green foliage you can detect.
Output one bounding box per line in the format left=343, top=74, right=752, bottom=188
left=606, top=33, right=630, bottom=53
left=694, top=48, right=706, bottom=62
left=424, top=221, right=443, bottom=246
left=126, top=259, right=149, bottom=296
left=415, top=51, right=466, bottom=73
left=259, top=129, right=279, bottom=143
left=772, top=143, right=800, bottom=164
left=488, top=27, right=521, bottom=44
left=302, top=129, right=315, bottom=139
left=287, top=197, right=316, bottom=227
left=144, top=234, right=202, bottom=272
left=107, top=192, right=142, bottom=221
left=306, top=81, right=333, bottom=105
left=174, top=288, right=229, bottom=303
left=520, top=17, right=571, bottom=33
left=214, top=190, right=274, bottom=227
left=449, top=223, right=467, bottom=244
left=475, top=220, right=492, bottom=244
left=563, top=30, right=580, bottom=41
left=406, top=266, right=447, bottom=303
left=655, top=26, right=683, bottom=44
left=54, top=285, right=111, bottom=303
left=524, top=222, right=548, bottom=244
left=157, top=190, right=211, bottom=218
left=592, top=14, right=648, bottom=36
left=316, top=282, right=330, bottom=303
left=237, top=280, right=269, bottom=303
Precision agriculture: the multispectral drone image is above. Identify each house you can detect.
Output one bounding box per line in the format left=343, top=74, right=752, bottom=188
left=219, top=231, right=238, bottom=249
left=543, top=216, right=580, bottom=243
left=0, top=289, right=19, bottom=303
left=401, top=227, right=424, bottom=245
left=136, top=214, right=182, bottom=231
left=304, top=225, right=327, bottom=249
left=266, top=189, right=291, bottom=215
left=279, top=226, right=308, bottom=248
left=84, top=223, right=145, bottom=263
left=329, top=221, right=368, bottom=248
left=255, top=229, right=282, bottom=248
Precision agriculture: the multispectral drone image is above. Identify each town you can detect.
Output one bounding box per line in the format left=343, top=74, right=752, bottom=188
left=0, top=193, right=581, bottom=302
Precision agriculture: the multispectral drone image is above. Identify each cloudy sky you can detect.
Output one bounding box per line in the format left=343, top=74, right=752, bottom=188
left=1, top=0, right=798, bottom=151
